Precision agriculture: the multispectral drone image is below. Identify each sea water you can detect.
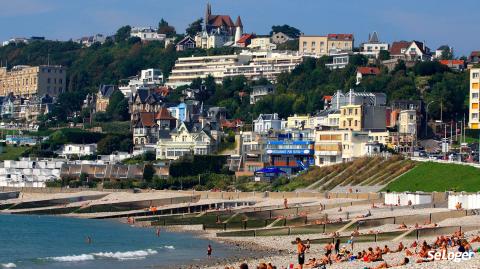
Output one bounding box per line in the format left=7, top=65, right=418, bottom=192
left=0, top=214, right=247, bottom=269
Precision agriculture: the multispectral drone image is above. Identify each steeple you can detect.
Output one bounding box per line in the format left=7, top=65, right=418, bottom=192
left=235, top=16, right=243, bottom=28
left=369, top=31, right=379, bottom=43
left=204, top=3, right=212, bottom=31
left=234, top=16, right=243, bottom=43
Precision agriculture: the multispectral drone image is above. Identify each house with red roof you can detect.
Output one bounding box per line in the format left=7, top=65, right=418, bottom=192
left=132, top=107, right=176, bottom=146
left=439, top=60, right=465, bottom=71
left=356, top=67, right=381, bottom=84
left=236, top=33, right=255, bottom=47
left=390, top=41, right=431, bottom=61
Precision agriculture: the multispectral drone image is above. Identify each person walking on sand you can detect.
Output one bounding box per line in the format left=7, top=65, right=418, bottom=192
left=207, top=244, right=212, bottom=258
left=295, top=237, right=306, bottom=269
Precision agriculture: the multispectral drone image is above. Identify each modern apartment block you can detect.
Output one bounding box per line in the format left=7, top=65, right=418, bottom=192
left=0, top=65, right=66, bottom=97
left=166, top=51, right=302, bottom=87
left=469, top=68, right=480, bottom=129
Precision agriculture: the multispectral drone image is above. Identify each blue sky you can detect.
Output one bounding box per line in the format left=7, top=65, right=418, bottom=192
left=0, top=0, right=478, bottom=56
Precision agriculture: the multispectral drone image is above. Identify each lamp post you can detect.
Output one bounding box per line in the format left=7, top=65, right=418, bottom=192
left=425, top=101, right=435, bottom=137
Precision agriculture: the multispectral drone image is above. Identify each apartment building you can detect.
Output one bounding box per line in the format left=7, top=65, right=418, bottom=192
left=314, top=130, right=370, bottom=166
left=299, top=34, right=354, bottom=57
left=166, top=51, right=302, bottom=87
left=469, top=68, right=480, bottom=129
left=360, top=32, right=389, bottom=59
left=299, top=36, right=328, bottom=56
left=0, top=65, right=66, bottom=97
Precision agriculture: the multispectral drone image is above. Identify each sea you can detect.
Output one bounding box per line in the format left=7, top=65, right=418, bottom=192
left=0, top=214, right=250, bottom=269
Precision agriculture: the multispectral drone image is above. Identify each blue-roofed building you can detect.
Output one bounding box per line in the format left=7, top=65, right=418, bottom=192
left=265, top=132, right=315, bottom=175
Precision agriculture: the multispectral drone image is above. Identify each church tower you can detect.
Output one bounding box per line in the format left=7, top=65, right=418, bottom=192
left=204, top=3, right=212, bottom=32
left=234, top=16, right=243, bottom=43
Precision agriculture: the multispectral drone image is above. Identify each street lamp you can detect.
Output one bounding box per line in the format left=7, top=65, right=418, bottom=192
left=425, top=101, right=435, bottom=137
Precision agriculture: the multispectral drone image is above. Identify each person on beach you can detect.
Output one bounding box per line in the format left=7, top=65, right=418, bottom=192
left=305, top=239, right=311, bottom=253
left=284, top=198, right=288, bottom=209
left=334, top=239, right=340, bottom=254
left=295, top=237, right=306, bottom=269
left=207, top=244, right=212, bottom=258
left=239, top=263, right=248, bottom=269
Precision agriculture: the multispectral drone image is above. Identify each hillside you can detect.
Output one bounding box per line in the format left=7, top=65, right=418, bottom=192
left=384, top=161, right=480, bottom=192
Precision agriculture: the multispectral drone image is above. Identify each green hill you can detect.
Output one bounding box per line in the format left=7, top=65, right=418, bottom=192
left=384, top=162, right=480, bottom=192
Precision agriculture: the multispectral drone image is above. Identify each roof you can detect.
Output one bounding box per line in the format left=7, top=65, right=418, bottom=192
left=470, top=51, right=480, bottom=57
left=323, top=95, right=333, bottom=101
left=98, top=85, right=117, bottom=98
left=257, top=113, right=278, bottom=121
left=327, top=34, right=353, bottom=41
left=137, top=112, right=157, bottom=128
left=237, top=33, right=255, bottom=44
left=389, top=41, right=410, bottom=55
left=368, top=32, right=379, bottom=43
left=235, top=16, right=243, bottom=28
left=439, top=60, right=464, bottom=66
left=154, top=86, right=171, bottom=97
left=155, top=107, right=176, bottom=120
left=208, top=15, right=235, bottom=28
left=177, top=36, right=195, bottom=45
left=357, top=67, right=380, bottom=75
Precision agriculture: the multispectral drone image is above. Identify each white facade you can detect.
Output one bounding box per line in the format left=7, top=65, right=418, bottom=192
left=250, top=85, right=275, bottom=104
left=384, top=192, right=432, bottom=206
left=248, top=37, right=277, bottom=51
left=314, top=130, right=370, bottom=166
left=325, top=53, right=350, bottom=70
left=130, top=27, right=166, bottom=42
left=0, top=159, right=65, bottom=188
left=119, top=68, right=163, bottom=97
left=253, top=113, right=284, bottom=134
left=59, top=144, right=97, bottom=157
left=361, top=42, right=389, bottom=58
left=398, top=110, right=417, bottom=135
left=166, top=51, right=303, bottom=87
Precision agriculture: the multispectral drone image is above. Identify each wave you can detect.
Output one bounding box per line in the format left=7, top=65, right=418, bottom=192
left=93, top=249, right=158, bottom=260
left=1, top=263, right=16, bottom=268
left=49, top=254, right=95, bottom=262
left=46, top=249, right=158, bottom=262
left=163, top=245, right=175, bottom=250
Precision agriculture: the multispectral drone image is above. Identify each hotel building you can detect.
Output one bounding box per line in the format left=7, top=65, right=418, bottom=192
left=0, top=65, right=66, bottom=97
left=470, top=68, right=480, bottom=129
left=166, top=51, right=303, bottom=87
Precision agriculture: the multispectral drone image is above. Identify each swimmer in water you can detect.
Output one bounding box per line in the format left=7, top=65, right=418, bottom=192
left=156, top=227, right=161, bottom=237
left=86, top=236, right=92, bottom=244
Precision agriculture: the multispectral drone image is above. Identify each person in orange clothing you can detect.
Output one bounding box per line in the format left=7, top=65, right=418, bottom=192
left=295, top=237, right=307, bottom=269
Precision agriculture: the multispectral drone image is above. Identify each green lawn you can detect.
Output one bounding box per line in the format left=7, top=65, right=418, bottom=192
left=0, top=145, right=29, bottom=161
left=384, top=162, right=480, bottom=192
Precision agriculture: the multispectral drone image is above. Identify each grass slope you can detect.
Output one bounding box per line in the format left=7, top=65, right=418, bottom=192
left=0, top=145, right=29, bottom=161
left=384, top=162, right=480, bottom=192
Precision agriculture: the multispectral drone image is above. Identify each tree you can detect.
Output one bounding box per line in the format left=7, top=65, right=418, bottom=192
left=106, top=90, right=129, bottom=121
left=438, top=45, right=453, bottom=60
left=378, top=50, right=390, bottom=61
left=115, top=25, right=131, bottom=42
left=97, top=135, right=121, bottom=155
left=186, top=18, right=203, bottom=36
left=158, top=19, right=176, bottom=38
left=270, top=25, right=301, bottom=38
left=143, top=164, right=155, bottom=183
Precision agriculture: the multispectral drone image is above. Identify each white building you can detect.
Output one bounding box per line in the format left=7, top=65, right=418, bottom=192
left=325, top=52, right=350, bottom=70
left=250, top=85, right=275, bottom=104
left=360, top=32, right=389, bottom=59
left=130, top=27, right=166, bottom=42
left=59, top=144, right=97, bottom=158
left=253, top=113, right=285, bottom=134
left=0, top=159, right=65, bottom=188
left=398, top=110, right=417, bottom=135
left=166, top=51, right=303, bottom=87
left=76, top=34, right=106, bottom=47
left=314, top=129, right=370, bottom=166
left=248, top=37, right=277, bottom=51
left=156, top=122, right=216, bottom=160
left=119, top=68, right=163, bottom=97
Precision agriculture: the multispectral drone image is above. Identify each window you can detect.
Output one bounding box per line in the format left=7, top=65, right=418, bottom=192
left=303, top=41, right=307, bottom=47
left=311, top=42, right=316, bottom=47
left=473, top=92, right=479, bottom=99
left=473, top=73, right=479, bottom=79
left=47, top=78, right=51, bottom=84
left=473, top=113, right=479, bottom=120
left=473, top=83, right=479, bottom=90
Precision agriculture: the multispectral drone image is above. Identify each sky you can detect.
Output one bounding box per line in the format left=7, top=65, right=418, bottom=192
left=0, top=0, right=478, bottom=56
